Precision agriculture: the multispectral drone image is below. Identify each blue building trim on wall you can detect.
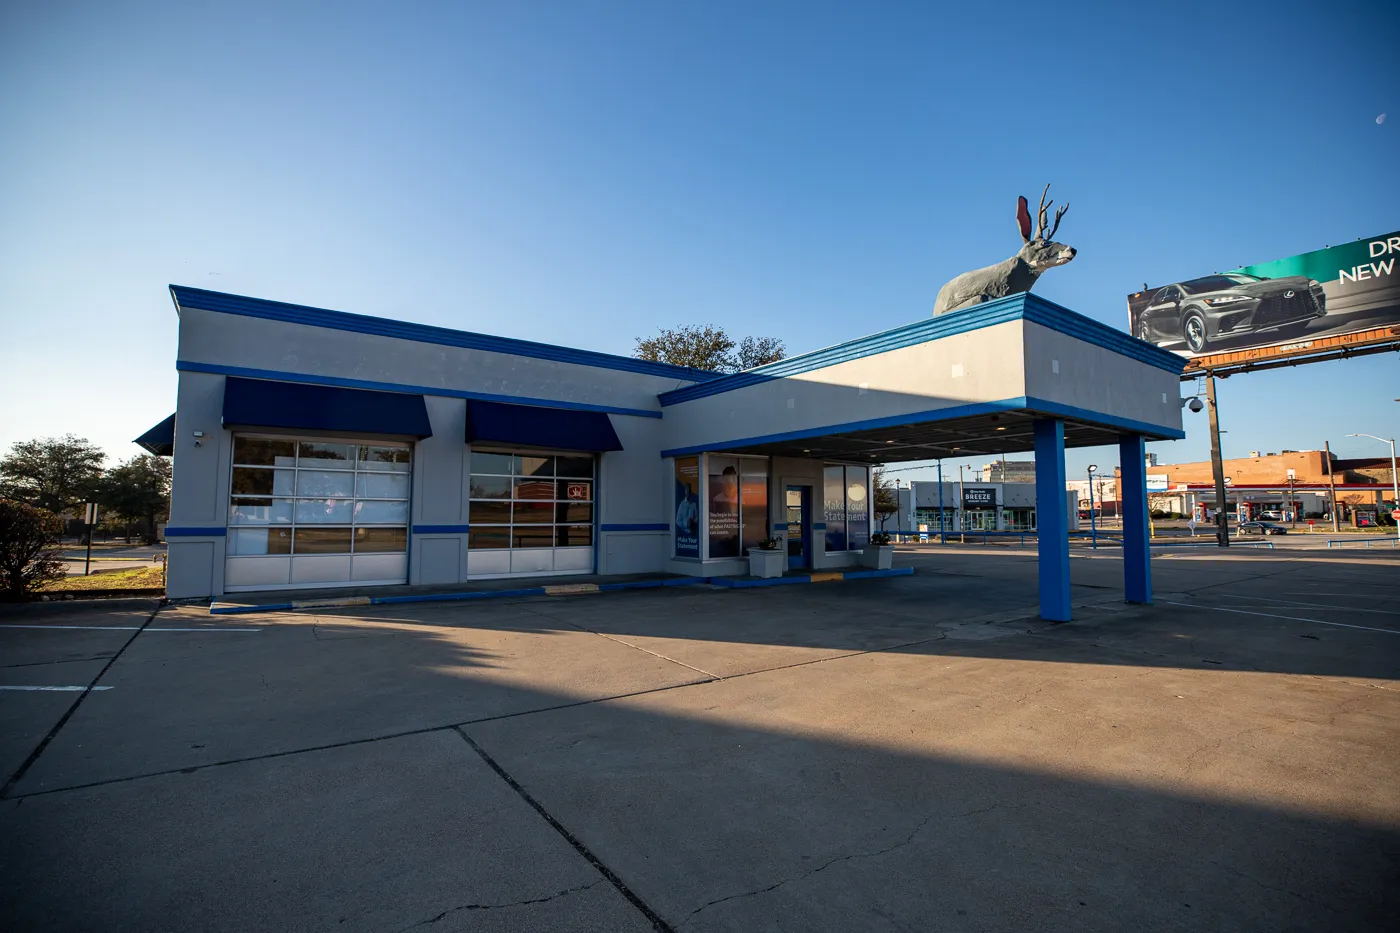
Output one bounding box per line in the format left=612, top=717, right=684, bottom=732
left=657, top=293, right=1186, bottom=407
left=411, top=524, right=471, bottom=534
left=599, top=523, right=670, bottom=532
left=176, top=361, right=665, bottom=420
left=1118, top=434, right=1153, bottom=605
left=811, top=522, right=827, bottom=530
left=165, top=526, right=228, bottom=537
left=170, top=286, right=717, bottom=383
left=658, top=396, right=1183, bottom=459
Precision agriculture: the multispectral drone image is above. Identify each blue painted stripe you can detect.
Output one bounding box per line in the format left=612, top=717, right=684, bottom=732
left=165, top=526, right=227, bottom=537
left=170, top=286, right=716, bottom=383
left=412, top=524, right=470, bottom=534
left=176, top=361, right=664, bottom=420
left=658, top=293, right=1185, bottom=406
left=599, top=523, right=670, bottom=532
left=841, top=567, right=914, bottom=580
left=811, top=522, right=827, bottom=530
left=658, top=395, right=1182, bottom=458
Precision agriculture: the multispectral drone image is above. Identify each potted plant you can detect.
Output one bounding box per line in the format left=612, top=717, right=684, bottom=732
left=748, top=537, right=784, bottom=578
left=861, top=532, right=895, bottom=569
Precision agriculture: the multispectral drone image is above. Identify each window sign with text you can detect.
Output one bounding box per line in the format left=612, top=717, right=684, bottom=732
left=963, top=487, right=997, bottom=509
left=674, top=457, right=700, bottom=558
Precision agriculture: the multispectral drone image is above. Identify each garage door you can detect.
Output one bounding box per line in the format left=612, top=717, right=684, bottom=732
left=225, top=435, right=410, bottom=591
left=465, top=449, right=594, bottom=578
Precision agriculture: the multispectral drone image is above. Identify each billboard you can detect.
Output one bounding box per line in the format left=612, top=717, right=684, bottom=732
left=1128, top=230, right=1400, bottom=371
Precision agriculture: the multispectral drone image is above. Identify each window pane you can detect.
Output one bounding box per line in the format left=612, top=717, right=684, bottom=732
left=354, top=526, right=407, bottom=553
left=824, top=466, right=847, bottom=551
left=708, top=456, right=740, bottom=559
left=556, top=456, right=594, bottom=478
left=357, top=446, right=409, bottom=472
left=558, top=479, right=593, bottom=502
left=674, top=456, right=700, bottom=559
left=353, top=500, right=408, bottom=524
left=230, top=497, right=293, bottom=525
left=512, top=501, right=554, bottom=524
left=297, top=470, right=355, bottom=497
left=846, top=466, right=869, bottom=549
left=298, top=442, right=355, bottom=468
left=556, top=501, right=593, bottom=523
left=293, top=527, right=352, bottom=554
left=514, top=478, right=556, bottom=500
left=469, top=475, right=512, bottom=499
left=295, top=498, right=354, bottom=523
left=741, top=463, right=769, bottom=551
left=556, top=525, right=593, bottom=547
left=233, top=437, right=296, bottom=467
left=468, top=526, right=511, bottom=550
left=355, top=472, right=409, bottom=499
left=469, top=500, right=512, bottom=524
left=512, top=526, right=554, bottom=548
left=232, top=467, right=294, bottom=496
left=515, top=455, right=554, bottom=477
left=229, top=527, right=292, bottom=555
left=469, top=452, right=513, bottom=475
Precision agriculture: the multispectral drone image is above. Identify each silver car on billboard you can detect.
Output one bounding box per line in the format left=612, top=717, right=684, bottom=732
left=1136, top=273, right=1326, bottom=354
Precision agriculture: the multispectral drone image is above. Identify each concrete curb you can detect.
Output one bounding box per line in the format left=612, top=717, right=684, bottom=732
left=208, top=567, right=914, bottom=615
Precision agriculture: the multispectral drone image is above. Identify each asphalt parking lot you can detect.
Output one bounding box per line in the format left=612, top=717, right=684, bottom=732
left=2, top=545, right=1397, bottom=931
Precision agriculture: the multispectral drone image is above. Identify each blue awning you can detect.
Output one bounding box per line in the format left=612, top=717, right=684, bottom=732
left=466, top=400, right=622, bottom=451
left=222, top=377, right=433, bottom=438
left=134, top=413, right=176, bottom=456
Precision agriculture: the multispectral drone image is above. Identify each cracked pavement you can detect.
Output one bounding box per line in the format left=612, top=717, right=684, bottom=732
left=1, top=544, right=1397, bottom=930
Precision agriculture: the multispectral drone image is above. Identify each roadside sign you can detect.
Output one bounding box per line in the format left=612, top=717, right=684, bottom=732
left=1392, top=510, right=1400, bottom=522
left=84, top=502, right=98, bottom=525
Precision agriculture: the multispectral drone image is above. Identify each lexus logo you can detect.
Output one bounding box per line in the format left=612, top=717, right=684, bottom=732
left=1283, top=290, right=1295, bottom=298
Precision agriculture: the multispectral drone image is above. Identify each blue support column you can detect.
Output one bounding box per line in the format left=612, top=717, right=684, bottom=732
left=1119, top=433, right=1153, bottom=604
left=1033, top=419, right=1071, bottom=622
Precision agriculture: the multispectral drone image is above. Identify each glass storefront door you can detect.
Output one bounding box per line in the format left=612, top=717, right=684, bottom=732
left=785, top=486, right=810, bottom=569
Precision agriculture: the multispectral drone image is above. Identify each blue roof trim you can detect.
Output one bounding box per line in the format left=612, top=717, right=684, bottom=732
left=412, top=524, right=470, bottom=534
left=165, top=526, right=227, bottom=537
left=169, top=285, right=716, bottom=383
left=658, top=395, right=1182, bottom=457
left=176, top=361, right=664, bottom=420
left=657, top=293, right=1186, bottom=406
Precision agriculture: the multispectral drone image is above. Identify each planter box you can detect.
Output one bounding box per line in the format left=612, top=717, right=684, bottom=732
left=748, top=548, right=784, bottom=579
left=861, top=545, right=895, bottom=570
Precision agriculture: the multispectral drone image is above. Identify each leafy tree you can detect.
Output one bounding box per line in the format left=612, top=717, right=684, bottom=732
left=96, top=455, right=172, bottom=545
left=0, top=435, right=106, bottom=514
left=0, top=499, right=65, bottom=599
left=873, top=468, right=900, bottom=530
left=735, top=335, right=787, bottom=370
left=634, top=325, right=786, bottom=373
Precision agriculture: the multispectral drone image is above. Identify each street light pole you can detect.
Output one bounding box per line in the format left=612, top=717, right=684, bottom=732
left=1205, top=374, right=1230, bottom=548
left=1347, top=433, right=1400, bottom=541
left=1087, top=465, right=1099, bottom=550
left=937, top=459, right=945, bottom=544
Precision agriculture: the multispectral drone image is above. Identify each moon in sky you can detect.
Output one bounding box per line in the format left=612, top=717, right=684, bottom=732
left=1379, top=113, right=1387, bottom=124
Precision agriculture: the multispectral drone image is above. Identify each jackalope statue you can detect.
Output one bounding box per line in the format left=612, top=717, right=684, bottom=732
left=932, top=185, right=1075, bottom=316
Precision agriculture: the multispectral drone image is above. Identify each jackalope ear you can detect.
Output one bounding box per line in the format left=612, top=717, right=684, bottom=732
left=1016, top=196, right=1032, bottom=241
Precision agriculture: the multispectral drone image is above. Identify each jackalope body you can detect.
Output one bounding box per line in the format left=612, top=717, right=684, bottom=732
left=933, top=186, right=1076, bottom=316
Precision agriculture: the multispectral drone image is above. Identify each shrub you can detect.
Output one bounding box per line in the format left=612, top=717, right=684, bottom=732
left=0, top=499, right=66, bottom=599
left=869, top=532, right=893, bottom=546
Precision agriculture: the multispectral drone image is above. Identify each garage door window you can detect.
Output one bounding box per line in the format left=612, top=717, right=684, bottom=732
left=226, top=436, right=410, bottom=589
left=466, top=449, right=595, bottom=577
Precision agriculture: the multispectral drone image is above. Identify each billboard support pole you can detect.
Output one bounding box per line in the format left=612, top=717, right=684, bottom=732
left=1324, top=441, right=1340, bottom=532
left=1206, top=375, right=1230, bottom=548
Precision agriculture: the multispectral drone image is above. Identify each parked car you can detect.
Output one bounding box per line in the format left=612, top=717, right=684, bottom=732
left=1260, top=510, right=1284, bottom=520
left=1136, top=273, right=1326, bottom=354
left=1240, top=521, right=1288, bottom=536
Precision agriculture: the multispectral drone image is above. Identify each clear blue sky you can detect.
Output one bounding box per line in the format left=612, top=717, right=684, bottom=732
left=2, top=0, right=1397, bottom=479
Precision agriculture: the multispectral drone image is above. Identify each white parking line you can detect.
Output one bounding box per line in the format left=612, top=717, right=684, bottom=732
left=0, top=625, right=261, bottom=632
left=1212, top=594, right=1399, bottom=615
left=1161, top=600, right=1400, bottom=636
left=0, top=685, right=113, bottom=692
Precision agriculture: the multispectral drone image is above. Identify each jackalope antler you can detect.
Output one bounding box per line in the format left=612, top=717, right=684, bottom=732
left=1031, top=183, right=1069, bottom=242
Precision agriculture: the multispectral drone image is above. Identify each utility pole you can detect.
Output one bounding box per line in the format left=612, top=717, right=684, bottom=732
left=1346, top=433, right=1399, bottom=542
left=1205, top=374, right=1230, bottom=547
left=937, top=460, right=945, bottom=544
left=1324, top=441, right=1340, bottom=532
left=1287, top=469, right=1296, bottom=529
left=958, top=464, right=965, bottom=543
